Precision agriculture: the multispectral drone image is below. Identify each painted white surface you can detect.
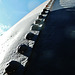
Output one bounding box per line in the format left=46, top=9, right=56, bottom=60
left=0, top=0, right=51, bottom=74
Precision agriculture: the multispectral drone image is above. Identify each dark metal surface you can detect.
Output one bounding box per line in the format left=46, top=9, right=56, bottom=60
left=1, top=0, right=75, bottom=75
left=24, top=7, right=75, bottom=75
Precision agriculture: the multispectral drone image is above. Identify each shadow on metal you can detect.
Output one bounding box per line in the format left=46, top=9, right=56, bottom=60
left=38, top=15, right=46, bottom=19
left=17, top=44, right=28, bottom=54
left=17, top=44, right=32, bottom=57
left=31, top=25, right=41, bottom=31
left=35, top=19, right=44, bottom=25
left=4, top=61, right=24, bottom=75
left=23, top=7, right=75, bottom=75
left=41, top=9, right=50, bottom=15
left=26, top=32, right=38, bottom=41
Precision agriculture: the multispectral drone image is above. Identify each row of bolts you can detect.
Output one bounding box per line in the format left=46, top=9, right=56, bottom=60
left=3, top=1, right=53, bottom=75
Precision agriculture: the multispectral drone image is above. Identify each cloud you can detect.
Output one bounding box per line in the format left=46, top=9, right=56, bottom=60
left=0, top=24, right=11, bottom=35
